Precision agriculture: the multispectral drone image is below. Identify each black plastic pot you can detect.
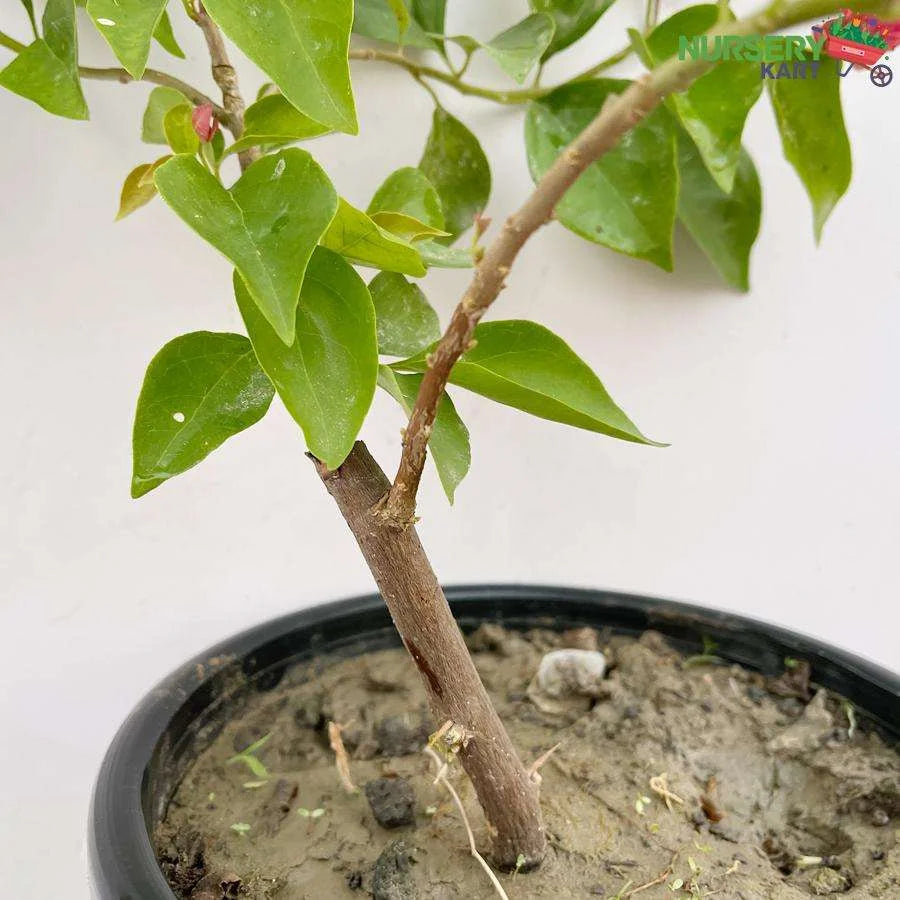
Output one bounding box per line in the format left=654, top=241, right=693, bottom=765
left=88, top=584, right=899, bottom=899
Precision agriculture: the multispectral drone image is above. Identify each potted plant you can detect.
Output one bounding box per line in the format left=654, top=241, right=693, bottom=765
left=1, top=0, right=897, bottom=897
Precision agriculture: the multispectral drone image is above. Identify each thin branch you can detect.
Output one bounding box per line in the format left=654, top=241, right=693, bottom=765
left=0, top=30, right=26, bottom=54
left=80, top=65, right=227, bottom=120
left=0, top=29, right=228, bottom=123
left=381, top=0, right=871, bottom=524
left=348, top=43, right=635, bottom=105
left=193, top=2, right=260, bottom=170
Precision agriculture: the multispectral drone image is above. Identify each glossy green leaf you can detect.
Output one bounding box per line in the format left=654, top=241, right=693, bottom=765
left=416, top=240, right=474, bottom=268
left=411, top=0, right=445, bottom=36
left=142, top=86, right=188, bottom=144
left=0, top=0, right=87, bottom=119
left=530, top=0, right=614, bottom=59
left=224, top=94, right=330, bottom=157
left=367, top=167, right=447, bottom=239
left=155, top=150, right=338, bottom=345
left=525, top=79, right=677, bottom=270
left=369, top=271, right=440, bottom=356
left=768, top=55, right=851, bottom=242
left=236, top=249, right=377, bottom=469
left=116, top=155, right=171, bottom=221
left=202, top=0, right=357, bottom=134
left=638, top=5, right=762, bottom=193
left=677, top=134, right=760, bottom=291
left=19, top=0, right=37, bottom=37
left=131, top=332, right=274, bottom=498
left=378, top=367, right=470, bottom=502
left=393, top=320, right=659, bottom=445
left=483, top=14, right=555, bottom=83
left=354, top=0, right=435, bottom=48
left=87, top=0, right=167, bottom=79
left=321, top=199, right=427, bottom=276
left=163, top=104, right=200, bottom=155
left=153, top=10, right=185, bottom=59
left=419, top=108, right=491, bottom=242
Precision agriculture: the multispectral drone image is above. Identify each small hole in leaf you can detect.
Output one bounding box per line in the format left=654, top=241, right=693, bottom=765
left=173, top=412, right=185, bottom=423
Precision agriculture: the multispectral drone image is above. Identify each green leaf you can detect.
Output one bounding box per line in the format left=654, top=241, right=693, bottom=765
left=116, top=155, right=171, bottom=221
left=86, top=0, right=167, bottom=79
left=224, top=94, right=330, bottom=158
left=163, top=104, right=200, bottom=155
left=236, top=248, right=377, bottom=469
left=416, top=240, right=474, bottom=269
left=369, top=271, right=440, bottom=356
left=638, top=5, right=762, bottom=193
left=131, top=332, right=274, bottom=498
left=19, top=0, right=38, bottom=38
left=394, top=320, right=659, bottom=445
left=201, top=0, right=357, bottom=133
left=411, top=0, right=445, bottom=36
left=153, top=10, right=185, bottom=59
left=155, top=150, right=339, bottom=345
left=142, top=86, right=188, bottom=144
left=529, top=0, right=614, bottom=59
left=419, top=108, right=491, bottom=242
left=768, top=55, right=851, bottom=242
left=367, top=167, right=447, bottom=239
left=378, top=367, right=470, bottom=502
left=387, top=0, right=411, bottom=36
left=525, top=79, right=677, bottom=270
left=0, top=0, right=88, bottom=120
left=321, top=199, right=426, bottom=276
left=483, top=14, right=555, bottom=84
left=42, top=0, right=80, bottom=70
left=354, top=0, right=435, bottom=48
left=677, top=134, right=760, bottom=291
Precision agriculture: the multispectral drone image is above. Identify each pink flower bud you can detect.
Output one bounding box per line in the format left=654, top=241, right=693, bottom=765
left=191, top=104, right=219, bottom=142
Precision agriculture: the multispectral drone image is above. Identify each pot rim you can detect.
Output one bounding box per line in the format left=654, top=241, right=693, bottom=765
left=88, top=584, right=899, bottom=899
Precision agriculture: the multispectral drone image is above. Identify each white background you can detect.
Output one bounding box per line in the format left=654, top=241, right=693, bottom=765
left=1, top=1, right=897, bottom=895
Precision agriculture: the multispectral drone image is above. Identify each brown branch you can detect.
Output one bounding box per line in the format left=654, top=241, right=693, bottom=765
left=193, top=2, right=260, bottom=171
left=310, top=443, right=546, bottom=869
left=382, top=0, right=885, bottom=525
left=0, top=28, right=230, bottom=123
left=77, top=65, right=227, bottom=122
left=383, top=72, right=667, bottom=524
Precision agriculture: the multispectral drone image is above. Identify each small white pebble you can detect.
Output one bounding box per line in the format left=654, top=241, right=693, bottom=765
left=534, top=649, right=607, bottom=698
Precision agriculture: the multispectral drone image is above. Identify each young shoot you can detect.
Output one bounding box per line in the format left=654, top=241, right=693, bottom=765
left=226, top=733, right=271, bottom=780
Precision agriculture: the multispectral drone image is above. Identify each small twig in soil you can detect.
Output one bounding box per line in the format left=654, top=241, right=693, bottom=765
left=424, top=745, right=509, bottom=900
left=843, top=701, right=857, bottom=739
left=795, top=854, right=841, bottom=870
left=700, top=776, right=724, bottom=823
left=649, top=773, right=684, bottom=812
left=527, top=742, right=561, bottom=785
left=327, top=721, right=357, bottom=794
left=623, top=855, right=676, bottom=896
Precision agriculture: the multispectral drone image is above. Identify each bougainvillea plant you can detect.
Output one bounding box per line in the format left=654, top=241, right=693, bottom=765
left=2, top=0, right=897, bottom=872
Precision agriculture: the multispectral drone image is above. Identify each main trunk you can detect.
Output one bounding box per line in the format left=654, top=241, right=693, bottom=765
left=313, top=441, right=546, bottom=869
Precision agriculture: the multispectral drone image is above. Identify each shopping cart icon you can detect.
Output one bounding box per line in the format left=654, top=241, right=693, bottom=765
left=813, top=12, right=900, bottom=86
